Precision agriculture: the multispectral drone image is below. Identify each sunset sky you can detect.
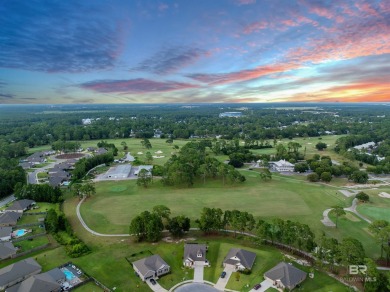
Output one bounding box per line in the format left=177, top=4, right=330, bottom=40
left=0, top=0, right=389, bottom=104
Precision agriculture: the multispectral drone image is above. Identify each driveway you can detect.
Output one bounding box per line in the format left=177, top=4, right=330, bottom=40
left=249, top=279, right=273, bottom=292
left=214, top=266, right=234, bottom=291
left=146, top=279, right=168, bottom=292
left=193, top=262, right=205, bottom=283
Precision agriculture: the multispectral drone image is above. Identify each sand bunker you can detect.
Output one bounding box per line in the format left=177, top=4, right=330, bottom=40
left=137, top=152, right=143, bottom=155
left=155, top=150, right=163, bottom=154
left=152, top=155, right=165, bottom=159
left=379, top=192, right=390, bottom=198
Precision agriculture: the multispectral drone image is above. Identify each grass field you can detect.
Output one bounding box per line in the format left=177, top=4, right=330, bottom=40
left=80, top=174, right=345, bottom=234
left=356, top=189, right=390, bottom=222
left=15, top=235, right=50, bottom=252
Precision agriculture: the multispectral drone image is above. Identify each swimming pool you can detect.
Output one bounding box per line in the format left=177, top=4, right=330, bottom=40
left=15, top=229, right=27, bottom=237
left=63, top=269, right=75, bottom=281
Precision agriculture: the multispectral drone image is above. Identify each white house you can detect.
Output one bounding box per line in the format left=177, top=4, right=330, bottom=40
left=269, top=159, right=295, bottom=172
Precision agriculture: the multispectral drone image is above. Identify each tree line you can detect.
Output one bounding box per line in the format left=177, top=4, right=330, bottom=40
left=72, top=152, right=114, bottom=181
left=129, top=205, right=390, bottom=291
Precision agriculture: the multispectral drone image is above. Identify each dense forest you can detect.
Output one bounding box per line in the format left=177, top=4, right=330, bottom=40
left=1, top=103, right=390, bottom=198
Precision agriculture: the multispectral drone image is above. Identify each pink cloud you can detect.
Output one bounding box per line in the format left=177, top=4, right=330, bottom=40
left=188, top=63, right=297, bottom=85
left=355, top=2, right=379, bottom=17
left=80, top=78, right=198, bottom=94
left=242, top=21, right=268, bottom=34
left=286, top=17, right=390, bottom=64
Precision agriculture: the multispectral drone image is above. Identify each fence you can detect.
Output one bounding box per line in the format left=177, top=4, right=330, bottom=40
left=11, top=243, right=50, bottom=259
left=23, top=211, right=47, bottom=215
left=15, top=222, right=43, bottom=228
left=12, top=232, right=47, bottom=243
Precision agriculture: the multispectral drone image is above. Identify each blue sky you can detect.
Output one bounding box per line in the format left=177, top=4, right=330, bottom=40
left=0, top=0, right=389, bottom=104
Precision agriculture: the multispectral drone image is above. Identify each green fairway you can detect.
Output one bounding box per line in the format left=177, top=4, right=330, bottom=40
left=328, top=212, right=379, bottom=258
left=80, top=174, right=345, bottom=235
left=356, top=189, right=390, bottom=222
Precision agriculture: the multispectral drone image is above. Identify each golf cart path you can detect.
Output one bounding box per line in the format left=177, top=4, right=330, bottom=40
left=76, top=197, right=131, bottom=237
left=321, top=198, right=372, bottom=227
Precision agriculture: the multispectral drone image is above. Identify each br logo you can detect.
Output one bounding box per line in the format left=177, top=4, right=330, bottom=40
left=349, top=265, right=367, bottom=275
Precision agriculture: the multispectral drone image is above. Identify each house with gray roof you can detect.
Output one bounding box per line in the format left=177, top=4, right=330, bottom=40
left=5, top=200, right=35, bottom=213
left=183, top=243, right=208, bottom=267
left=0, top=258, right=42, bottom=290
left=0, top=212, right=22, bottom=227
left=133, top=254, right=170, bottom=281
left=0, top=227, right=12, bottom=241
left=264, top=262, right=307, bottom=291
left=223, top=248, right=256, bottom=271
left=95, top=148, right=108, bottom=155
left=0, top=242, right=17, bottom=260
left=6, top=268, right=65, bottom=292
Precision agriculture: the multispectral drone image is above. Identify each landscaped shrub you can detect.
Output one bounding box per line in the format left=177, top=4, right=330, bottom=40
left=240, top=268, right=251, bottom=275
left=356, top=192, right=370, bottom=202
left=307, top=173, right=319, bottom=182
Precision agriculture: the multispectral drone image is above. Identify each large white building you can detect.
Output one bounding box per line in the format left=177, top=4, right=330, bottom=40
left=269, top=159, right=295, bottom=172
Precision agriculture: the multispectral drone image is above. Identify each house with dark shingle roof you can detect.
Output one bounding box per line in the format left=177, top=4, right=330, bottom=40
left=183, top=243, right=208, bottom=267
left=0, top=212, right=22, bottom=227
left=0, top=258, right=42, bottom=290
left=0, top=242, right=17, bottom=260
left=6, top=267, right=65, bottom=292
left=133, top=255, right=170, bottom=281
left=0, top=227, right=12, bottom=241
left=5, top=200, right=35, bottom=213
left=223, top=248, right=256, bottom=271
left=264, top=262, right=307, bottom=291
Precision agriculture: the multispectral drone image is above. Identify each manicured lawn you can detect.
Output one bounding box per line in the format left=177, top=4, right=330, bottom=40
left=73, top=282, right=104, bottom=291
left=14, top=235, right=50, bottom=252
left=328, top=212, right=379, bottom=258
left=356, top=189, right=390, bottom=222
left=28, top=202, right=59, bottom=213
left=358, top=205, right=390, bottom=221
left=17, top=213, right=46, bottom=225
left=80, top=174, right=345, bottom=235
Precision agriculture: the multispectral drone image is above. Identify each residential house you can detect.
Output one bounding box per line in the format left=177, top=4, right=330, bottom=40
left=183, top=243, right=208, bottom=267
left=353, top=142, right=375, bottom=151
left=133, top=255, right=170, bottom=281
left=269, top=159, right=295, bottom=172
left=0, top=227, right=13, bottom=241
left=223, top=248, right=256, bottom=271
left=0, top=242, right=17, bottom=260
left=0, top=212, right=22, bottom=227
left=87, top=147, right=96, bottom=152
left=0, top=258, right=42, bottom=290
left=5, top=200, right=35, bottom=213
left=264, top=262, right=307, bottom=291
left=6, top=268, right=65, bottom=292
left=95, top=148, right=108, bottom=155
